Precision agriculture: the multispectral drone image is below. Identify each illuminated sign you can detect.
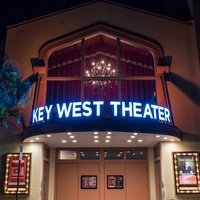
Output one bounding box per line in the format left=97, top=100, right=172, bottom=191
left=4, top=154, right=31, bottom=194
left=32, top=101, right=170, bottom=124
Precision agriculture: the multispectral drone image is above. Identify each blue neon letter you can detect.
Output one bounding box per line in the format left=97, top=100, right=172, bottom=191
left=158, top=106, right=165, bottom=121
left=72, top=102, right=82, bottom=117
left=133, top=102, right=142, bottom=117
left=32, top=108, right=38, bottom=123
left=143, top=104, right=153, bottom=119
left=57, top=103, right=72, bottom=118
left=165, top=108, right=170, bottom=122
left=82, top=101, right=92, bottom=117
left=45, top=105, right=53, bottom=120
left=93, top=101, right=104, bottom=116
left=38, top=106, right=44, bottom=121
left=151, top=105, right=158, bottom=120
left=122, top=102, right=132, bottom=117
left=110, top=101, right=121, bottom=116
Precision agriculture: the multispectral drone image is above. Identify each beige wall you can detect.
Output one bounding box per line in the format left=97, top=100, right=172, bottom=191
left=5, top=1, right=200, bottom=135
left=148, top=148, right=156, bottom=200
left=3, top=2, right=200, bottom=200
left=49, top=148, right=55, bottom=200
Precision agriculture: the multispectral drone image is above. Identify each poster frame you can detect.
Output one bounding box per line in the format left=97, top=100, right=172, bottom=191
left=173, top=152, right=200, bottom=194
left=4, top=153, right=31, bottom=195
left=81, top=175, right=97, bottom=189
left=107, top=175, right=123, bottom=189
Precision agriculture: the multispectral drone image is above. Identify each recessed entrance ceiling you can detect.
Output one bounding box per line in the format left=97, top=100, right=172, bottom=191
left=23, top=131, right=180, bottom=148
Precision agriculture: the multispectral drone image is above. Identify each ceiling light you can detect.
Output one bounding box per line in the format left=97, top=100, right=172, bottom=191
left=47, top=135, right=51, bottom=137
left=67, top=132, right=72, bottom=135
left=72, top=140, right=77, bottom=143
left=62, top=140, right=67, bottom=143
left=36, top=137, right=39, bottom=140
left=127, top=140, right=132, bottom=143
left=171, top=139, right=174, bottom=141
left=94, top=132, right=98, bottom=134
left=70, top=135, right=75, bottom=138
left=107, top=132, right=112, bottom=134
left=105, top=140, right=110, bottom=143
left=94, top=140, right=99, bottom=143
left=94, top=136, right=99, bottom=138
left=106, top=135, right=111, bottom=138
left=138, top=139, right=143, bottom=142
left=133, top=132, right=138, bottom=135
left=164, top=137, right=168, bottom=140
left=156, top=135, right=160, bottom=138
left=30, top=140, right=34, bottom=143
left=130, top=136, right=135, bottom=138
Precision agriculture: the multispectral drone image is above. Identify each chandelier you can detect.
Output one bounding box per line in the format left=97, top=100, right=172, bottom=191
left=85, top=60, right=116, bottom=95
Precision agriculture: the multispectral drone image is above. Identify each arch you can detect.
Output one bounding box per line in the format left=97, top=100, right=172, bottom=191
left=34, top=23, right=170, bottom=118
left=39, top=23, right=164, bottom=65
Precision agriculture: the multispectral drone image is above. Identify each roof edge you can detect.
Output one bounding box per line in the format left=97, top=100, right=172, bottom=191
left=6, top=0, right=193, bottom=30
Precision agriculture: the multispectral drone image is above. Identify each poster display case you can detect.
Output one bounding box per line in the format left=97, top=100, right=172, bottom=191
left=81, top=175, right=97, bottom=189
left=4, top=153, right=31, bottom=194
left=173, top=152, right=200, bottom=194
left=107, top=175, right=123, bottom=189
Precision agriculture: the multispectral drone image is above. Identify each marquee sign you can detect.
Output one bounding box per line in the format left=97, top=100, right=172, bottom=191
left=32, top=101, right=171, bottom=124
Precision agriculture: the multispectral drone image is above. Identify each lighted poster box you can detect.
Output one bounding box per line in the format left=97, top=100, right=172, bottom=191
left=81, top=175, right=97, bottom=189
left=4, top=153, right=31, bottom=195
left=173, top=152, right=200, bottom=194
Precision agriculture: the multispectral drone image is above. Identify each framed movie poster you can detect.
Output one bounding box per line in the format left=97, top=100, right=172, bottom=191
left=4, top=153, right=31, bottom=194
left=81, top=175, right=97, bottom=189
left=173, top=152, right=200, bottom=193
left=107, top=175, right=123, bottom=189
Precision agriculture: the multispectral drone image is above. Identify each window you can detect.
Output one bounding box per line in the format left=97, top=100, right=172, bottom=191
left=58, top=150, right=77, bottom=160
left=126, top=150, right=146, bottom=160
left=46, top=33, right=156, bottom=107
left=104, top=150, right=124, bottom=160
left=80, top=150, right=99, bottom=160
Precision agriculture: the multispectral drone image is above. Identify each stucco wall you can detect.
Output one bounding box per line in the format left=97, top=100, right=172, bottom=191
left=2, top=2, right=200, bottom=200
left=49, top=148, right=55, bottom=200
left=4, top=1, right=200, bottom=135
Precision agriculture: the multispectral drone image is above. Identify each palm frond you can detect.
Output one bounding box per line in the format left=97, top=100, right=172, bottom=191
left=0, top=60, right=32, bottom=128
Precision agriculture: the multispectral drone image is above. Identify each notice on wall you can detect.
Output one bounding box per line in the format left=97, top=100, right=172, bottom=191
left=107, top=175, right=123, bottom=189
left=81, top=176, right=97, bottom=189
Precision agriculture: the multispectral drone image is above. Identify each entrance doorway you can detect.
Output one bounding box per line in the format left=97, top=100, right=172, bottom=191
left=55, top=148, right=150, bottom=200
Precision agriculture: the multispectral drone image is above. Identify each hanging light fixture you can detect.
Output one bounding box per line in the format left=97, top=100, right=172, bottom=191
left=85, top=60, right=116, bottom=95
left=85, top=60, right=115, bottom=77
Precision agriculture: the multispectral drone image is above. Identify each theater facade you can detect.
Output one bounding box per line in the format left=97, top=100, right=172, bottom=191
left=1, top=1, right=200, bottom=200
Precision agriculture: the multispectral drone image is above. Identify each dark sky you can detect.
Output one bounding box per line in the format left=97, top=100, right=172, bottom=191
left=0, top=0, right=192, bottom=42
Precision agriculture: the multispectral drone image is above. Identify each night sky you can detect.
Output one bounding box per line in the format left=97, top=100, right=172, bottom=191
left=0, top=0, right=192, bottom=42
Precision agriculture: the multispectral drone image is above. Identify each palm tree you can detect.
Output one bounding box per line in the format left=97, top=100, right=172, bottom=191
left=0, top=60, right=37, bottom=128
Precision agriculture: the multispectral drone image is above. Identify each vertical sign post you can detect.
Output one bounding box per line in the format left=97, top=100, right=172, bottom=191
left=16, top=145, right=23, bottom=200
